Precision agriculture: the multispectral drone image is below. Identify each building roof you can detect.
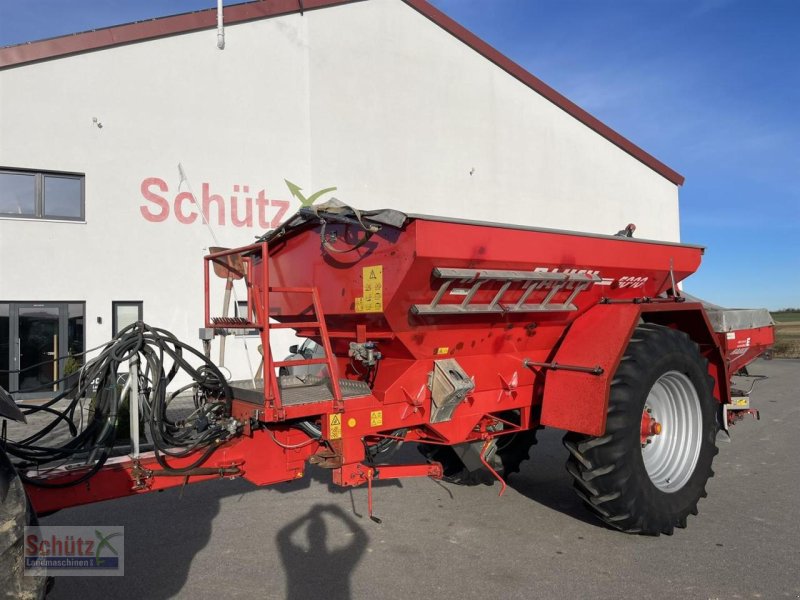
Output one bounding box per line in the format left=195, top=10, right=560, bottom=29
left=0, top=0, right=684, bottom=185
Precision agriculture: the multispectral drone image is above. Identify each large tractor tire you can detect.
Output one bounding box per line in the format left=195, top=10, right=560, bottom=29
left=0, top=448, right=48, bottom=599
left=563, top=323, right=718, bottom=535
left=419, top=427, right=538, bottom=486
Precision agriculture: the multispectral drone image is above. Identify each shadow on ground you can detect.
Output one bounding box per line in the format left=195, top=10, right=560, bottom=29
left=43, top=462, right=393, bottom=600
left=44, top=431, right=597, bottom=599
left=277, top=503, right=367, bottom=600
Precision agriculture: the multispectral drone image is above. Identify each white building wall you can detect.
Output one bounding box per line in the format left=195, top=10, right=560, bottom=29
left=0, top=0, right=679, bottom=382
left=305, top=1, right=679, bottom=235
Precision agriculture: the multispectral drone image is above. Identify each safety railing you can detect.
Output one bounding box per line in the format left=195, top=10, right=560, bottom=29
left=204, top=243, right=343, bottom=418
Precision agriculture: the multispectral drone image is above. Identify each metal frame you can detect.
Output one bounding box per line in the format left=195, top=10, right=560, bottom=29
left=112, top=300, right=143, bottom=336
left=0, top=301, right=86, bottom=399
left=21, top=212, right=773, bottom=519
left=203, top=242, right=344, bottom=419
left=412, top=267, right=601, bottom=315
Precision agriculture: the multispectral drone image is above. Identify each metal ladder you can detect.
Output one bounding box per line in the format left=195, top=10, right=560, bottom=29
left=205, top=243, right=343, bottom=419
left=411, top=267, right=600, bottom=315
left=266, top=286, right=344, bottom=414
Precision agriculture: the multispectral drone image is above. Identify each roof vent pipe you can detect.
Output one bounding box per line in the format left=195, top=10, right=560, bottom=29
left=216, top=0, right=225, bottom=49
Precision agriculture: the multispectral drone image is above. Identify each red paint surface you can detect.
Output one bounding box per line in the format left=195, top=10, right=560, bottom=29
left=719, top=325, right=774, bottom=374
left=540, top=303, right=641, bottom=436
left=27, top=215, right=773, bottom=512
left=26, top=428, right=314, bottom=515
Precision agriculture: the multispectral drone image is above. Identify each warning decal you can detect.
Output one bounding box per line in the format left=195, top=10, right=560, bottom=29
left=355, top=265, right=383, bottom=313
left=370, top=410, right=383, bottom=427
left=329, top=414, right=342, bottom=440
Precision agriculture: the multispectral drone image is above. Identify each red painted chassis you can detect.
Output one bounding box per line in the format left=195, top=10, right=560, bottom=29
left=24, top=216, right=773, bottom=514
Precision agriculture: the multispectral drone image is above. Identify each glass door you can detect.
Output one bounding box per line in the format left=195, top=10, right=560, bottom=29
left=2, top=302, right=85, bottom=400
left=17, top=305, right=60, bottom=395
left=0, top=304, right=9, bottom=392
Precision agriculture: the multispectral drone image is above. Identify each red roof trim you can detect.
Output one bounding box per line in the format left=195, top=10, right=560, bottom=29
left=402, top=0, right=684, bottom=186
left=0, top=0, right=683, bottom=185
left=0, top=0, right=358, bottom=67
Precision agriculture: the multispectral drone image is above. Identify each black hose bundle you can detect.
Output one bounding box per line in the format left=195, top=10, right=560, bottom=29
left=3, top=322, right=236, bottom=487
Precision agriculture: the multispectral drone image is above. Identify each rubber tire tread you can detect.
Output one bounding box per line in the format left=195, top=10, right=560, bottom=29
left=1, top=447, right=48, bottom=599
left=419, top=428, right=538, bottom=486
left=563, top=323, right=718, bottom=535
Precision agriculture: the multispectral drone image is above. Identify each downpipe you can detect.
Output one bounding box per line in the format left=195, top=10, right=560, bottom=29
left=217, top=0, right=225, bottom=50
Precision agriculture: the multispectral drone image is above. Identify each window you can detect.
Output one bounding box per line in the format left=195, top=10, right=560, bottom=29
left=0, top=168, right=84, bottom=221
left=112, top=302, right=143, bottom=336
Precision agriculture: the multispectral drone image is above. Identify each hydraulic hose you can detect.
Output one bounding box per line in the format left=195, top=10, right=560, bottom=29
left=4, top=322, right=235, bottom=487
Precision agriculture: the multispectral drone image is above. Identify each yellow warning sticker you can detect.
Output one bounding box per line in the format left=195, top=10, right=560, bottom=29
left=370, top=410, right=383, bottom=427
left=436, top=347, right=449, bottom=355
left=355, top=265, right=383, bottom=313
left=329, top=413, right=342, bottom=440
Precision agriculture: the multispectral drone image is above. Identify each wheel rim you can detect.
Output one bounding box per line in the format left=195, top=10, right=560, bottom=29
left=641, top=371, right=702, bottom=493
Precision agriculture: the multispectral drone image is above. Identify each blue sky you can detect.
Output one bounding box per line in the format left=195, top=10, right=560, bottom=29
left=1, top=0, right=797, bottom=309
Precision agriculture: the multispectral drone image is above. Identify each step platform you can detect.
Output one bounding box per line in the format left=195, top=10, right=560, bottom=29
left=229, top=375, right=372, bottom=406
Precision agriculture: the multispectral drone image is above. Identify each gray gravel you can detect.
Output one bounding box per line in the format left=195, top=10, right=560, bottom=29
left=37, top=359, right=800, bottom=600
